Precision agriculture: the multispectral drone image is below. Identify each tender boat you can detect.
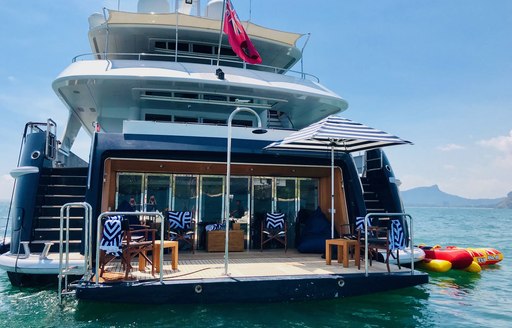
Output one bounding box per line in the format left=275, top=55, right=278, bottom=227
left=0, top=0, right=427, bottom=302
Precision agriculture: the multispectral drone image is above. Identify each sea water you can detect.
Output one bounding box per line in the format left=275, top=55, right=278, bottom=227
left=0, top=206, right=510, bottom=327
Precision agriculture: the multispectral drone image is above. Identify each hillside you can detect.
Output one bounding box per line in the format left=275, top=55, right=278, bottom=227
left=400, top=185, right=508, bottom=208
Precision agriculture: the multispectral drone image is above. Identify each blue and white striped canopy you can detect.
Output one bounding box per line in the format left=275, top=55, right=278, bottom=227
left=264, top=115, right=412, bottom=153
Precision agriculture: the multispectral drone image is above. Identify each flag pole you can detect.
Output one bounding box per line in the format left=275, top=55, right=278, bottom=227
left=216, top=0, right=227, bottom=67
left=175, top=0, right=179, bottom=62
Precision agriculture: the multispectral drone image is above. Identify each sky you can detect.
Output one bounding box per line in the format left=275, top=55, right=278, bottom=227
left=0, top=0, right=511, bottom=200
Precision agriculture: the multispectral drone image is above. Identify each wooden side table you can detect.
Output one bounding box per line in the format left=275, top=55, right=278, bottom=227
left=139, top=240, right=178, bottom=273
left=325, top=239, right=360, bottom=268
left=207, top=230, right=244, bottom=252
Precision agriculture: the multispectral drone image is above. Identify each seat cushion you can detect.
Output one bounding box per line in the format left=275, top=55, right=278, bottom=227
left=303, top=207, right=329, bottom=235
left=265, top=213, right=285, bottom=231
left=168, top=211, right=193, bottom=230
left=297, top=236, right=326, bottom=254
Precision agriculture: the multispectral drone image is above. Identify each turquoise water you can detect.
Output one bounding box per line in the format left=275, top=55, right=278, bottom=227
left=0, top=207, right=510, bottom=327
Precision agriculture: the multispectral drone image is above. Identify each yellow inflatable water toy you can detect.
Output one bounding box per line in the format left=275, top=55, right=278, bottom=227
left=416, top=258, right=452, bottom=273
left=464, top=261, right=482, bottom=273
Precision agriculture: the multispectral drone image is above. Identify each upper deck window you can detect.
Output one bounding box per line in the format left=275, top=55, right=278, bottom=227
left=145, top=113, right=173, bottom=122
left=150, top=39, right=237, bottom=59
left=193, top=44, right=213, bottom=54
left=174, top=116, right=199, bottom=123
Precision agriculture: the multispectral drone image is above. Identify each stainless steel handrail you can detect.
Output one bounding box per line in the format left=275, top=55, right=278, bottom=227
left=94, top=211, right=165, bottom=285
left=21, top=119, right=58, bottom=161
left=71, top=52, right=320, bottom=83
left=58, top=202, right=92, bottom=303
left=363, top=212, right=415, bottom=277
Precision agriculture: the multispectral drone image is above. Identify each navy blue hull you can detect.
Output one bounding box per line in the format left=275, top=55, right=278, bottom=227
left=75, top=272, right=428, bottom=304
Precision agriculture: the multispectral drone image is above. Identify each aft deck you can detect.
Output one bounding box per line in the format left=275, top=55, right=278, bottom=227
left=97, top=249, right=405, bottom=282
left=77, top=248, right=427, bottom=304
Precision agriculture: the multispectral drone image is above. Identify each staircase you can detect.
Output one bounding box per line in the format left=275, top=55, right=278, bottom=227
left=31, top=167, right=88, bottom=253
left=267, top=110, right=284, bottom=129
left=360, top=176, right=386, bottom=215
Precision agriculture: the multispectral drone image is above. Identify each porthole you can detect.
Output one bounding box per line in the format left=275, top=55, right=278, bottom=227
left=31, top=151, right=41, bottom=160
left=194, top=284, right=203, bottom=294
left=337, top=279, right=345, bottom=288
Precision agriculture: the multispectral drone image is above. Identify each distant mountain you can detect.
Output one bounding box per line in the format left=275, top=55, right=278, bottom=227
left=400, top=185, right=508, bottom=208
left=495, top=192, right=512, bottom=209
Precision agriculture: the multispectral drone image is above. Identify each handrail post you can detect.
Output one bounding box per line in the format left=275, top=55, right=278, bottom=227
left=58, top=202, right=92, bottom=303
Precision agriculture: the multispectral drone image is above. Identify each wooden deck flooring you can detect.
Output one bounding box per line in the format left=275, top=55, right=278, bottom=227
left=98, top=249, right=408, bottom=282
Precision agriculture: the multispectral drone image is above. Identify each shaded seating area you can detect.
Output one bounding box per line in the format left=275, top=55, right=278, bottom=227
left=261, top=213, right=287, bottom=252
left=99, top=215, right=156, bottom=279
left=166, top=211, right=195, bottom=253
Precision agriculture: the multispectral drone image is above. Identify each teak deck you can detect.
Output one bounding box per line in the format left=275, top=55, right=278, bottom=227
left=98, top=249, right=404, bottom=282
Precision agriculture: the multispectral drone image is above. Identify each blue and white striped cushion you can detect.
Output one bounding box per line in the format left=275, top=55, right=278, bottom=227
left=100, top=215, right=124, bottom=256
left=389, top=219, right=405, bottom=250
left=168, top=211, right=193, bottom=230
left=265, top=213, right=285, bottom=231
left=205, top=223, right=225, bottom=231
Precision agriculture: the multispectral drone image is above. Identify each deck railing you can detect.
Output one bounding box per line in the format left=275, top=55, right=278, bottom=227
left=72, top=52, right=320, bottom=83
left=58, top=202, right=92, bottom=303
left=94, top=211, right=166, bottom=285
left=363, top=212, right=416, bottom=277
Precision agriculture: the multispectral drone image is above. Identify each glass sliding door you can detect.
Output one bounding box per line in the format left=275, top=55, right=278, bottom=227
left=145, top=175, right=171, bottom=212
left=276, top=178, right=297, bottom=248
left=172, top=175, right=198, bottom=213
left=229, top=177, right=250, bottom=222
left=116, top=173, right=143, bottom=211
left=199, top=176, right=223, bottom=250
left=251, top=177, right=273, bottom=249
left=229, top=177, right=250, bottom=247
left=200, top=176, right=224, bottom=223
left=299, top=179, right=319, bottom=211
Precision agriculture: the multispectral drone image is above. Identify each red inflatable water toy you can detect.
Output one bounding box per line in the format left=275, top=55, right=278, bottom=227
left=420, top=245, right=474, bottom=270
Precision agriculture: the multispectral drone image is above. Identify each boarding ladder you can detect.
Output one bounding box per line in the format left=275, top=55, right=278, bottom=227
left=58, top=202, right=92, bottom=303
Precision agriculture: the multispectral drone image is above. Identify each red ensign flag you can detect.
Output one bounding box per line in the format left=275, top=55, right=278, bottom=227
left=223, top=0, right=262, bottom=64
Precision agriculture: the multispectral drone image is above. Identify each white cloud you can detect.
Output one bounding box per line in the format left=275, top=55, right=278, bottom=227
left=478, top=130, right=512, bottom=153
left=437, top=143, right=464, bottom=152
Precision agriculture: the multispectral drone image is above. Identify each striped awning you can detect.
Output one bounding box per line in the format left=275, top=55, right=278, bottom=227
left=264, top=115, right=412, bottom=153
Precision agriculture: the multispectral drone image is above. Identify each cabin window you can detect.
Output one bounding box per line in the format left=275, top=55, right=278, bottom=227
left=216, top=46, right=237, bottom=57
left=154, top=41, right=167, bottom=50
left=174, top=92, right=199, bottom=99
left=145, top=113, right=173, bottom=122
left=174, top=116, right=199, bottom=123
left=231, top=119, right=253, bottom=127
left=193, top=44, right=213, bottom=54
left=204, top=94, right=227, bottom=102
